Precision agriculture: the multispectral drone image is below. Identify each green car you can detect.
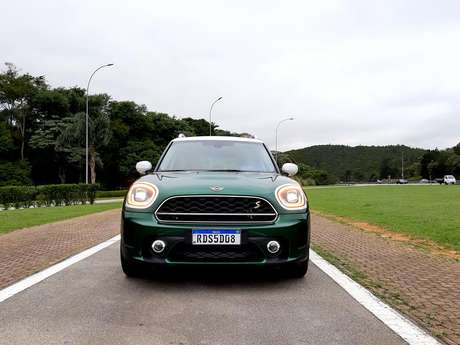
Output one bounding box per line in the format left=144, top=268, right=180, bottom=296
left=121, top=136, right=310, bottom=278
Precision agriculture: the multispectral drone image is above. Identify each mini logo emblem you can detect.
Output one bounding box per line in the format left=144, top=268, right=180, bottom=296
left=209, top=186, right=224, bottom=192
left=253, top=201, right=261, bottom=209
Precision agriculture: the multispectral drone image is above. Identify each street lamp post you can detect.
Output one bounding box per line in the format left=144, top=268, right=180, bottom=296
left=275, top=117, right=294, bottom=164
left=209, top=96, right=222, bottom=136
left=85, top=63, right=114, bottom=184
left=401, top=151, right=405, bottom=180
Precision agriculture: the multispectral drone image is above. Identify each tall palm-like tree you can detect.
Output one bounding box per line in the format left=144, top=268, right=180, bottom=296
left=57, top=112, right=110, bottom=184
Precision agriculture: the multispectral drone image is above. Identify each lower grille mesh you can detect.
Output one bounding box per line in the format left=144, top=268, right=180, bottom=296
left=168, top=243, right=264, bottom=262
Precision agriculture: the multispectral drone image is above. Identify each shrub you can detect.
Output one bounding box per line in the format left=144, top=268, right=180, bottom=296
left=81, top=184, right=99, bottom=205
left=0, top=184, right=100, bottom=209
left=0, top=186, right=37, bottom=208
left=301, top=178, right=317, bottom=186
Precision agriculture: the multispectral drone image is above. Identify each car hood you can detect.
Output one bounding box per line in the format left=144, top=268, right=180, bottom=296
left=135, top=171, right=299, bottom=212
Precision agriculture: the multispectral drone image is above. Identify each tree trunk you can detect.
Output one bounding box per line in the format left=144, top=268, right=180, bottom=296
left=20, top=112, right=26, bottom=161
left=90, top=145, right=97, bottom=184
left=20, top=140, right=25, bottom=161
left=58, top=166, right=66, bottom=184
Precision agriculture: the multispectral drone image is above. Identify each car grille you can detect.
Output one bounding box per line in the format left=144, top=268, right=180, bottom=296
left=168, top=243, right=264, bottom=262
left=155, top=196, right=277, bottom=223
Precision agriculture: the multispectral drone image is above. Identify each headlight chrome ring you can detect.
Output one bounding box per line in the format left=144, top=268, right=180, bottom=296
left=275, top=184, right=307, bottom=210
left=125, top=181, right=159, bottom=209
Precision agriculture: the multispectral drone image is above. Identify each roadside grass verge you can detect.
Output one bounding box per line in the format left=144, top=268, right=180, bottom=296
left=311, top=244, right=444, bottom=338
left=305, top=185, right=460, bottom=251
left=0, top=202, right=121, bottom=235
left=312, top=244, right=410, bottom=307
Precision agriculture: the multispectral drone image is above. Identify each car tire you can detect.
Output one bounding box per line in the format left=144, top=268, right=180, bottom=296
left=285, top=259, right=309, bottom=278
left=120, top=247, right=143, bottom=278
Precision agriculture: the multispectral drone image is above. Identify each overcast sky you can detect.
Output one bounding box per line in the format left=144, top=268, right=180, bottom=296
left=2, top=0, right=459, bottom=151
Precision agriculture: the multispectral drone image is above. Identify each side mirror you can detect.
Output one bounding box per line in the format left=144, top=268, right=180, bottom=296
left=281, top=163, right=298, bottom=176
left=136, top=161, right=152, bottom=175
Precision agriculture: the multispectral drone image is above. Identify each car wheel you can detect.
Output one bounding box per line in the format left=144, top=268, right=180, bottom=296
left=120, top=247, right=143, bottom=277
left=285, top=259, right=309, bottom=278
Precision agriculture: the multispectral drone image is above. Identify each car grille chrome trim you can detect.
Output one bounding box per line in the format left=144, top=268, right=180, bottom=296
left=155, top=195, right=278, bottom=224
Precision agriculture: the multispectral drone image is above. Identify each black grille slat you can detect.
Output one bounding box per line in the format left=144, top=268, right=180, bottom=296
left=169, top=243, right=264, bottom=262
left=158, top=196, right=273, bottom=214
left=155, top=196, right=277, bottom=223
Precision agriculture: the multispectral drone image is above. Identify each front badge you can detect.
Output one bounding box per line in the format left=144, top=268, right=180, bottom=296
left=209, top=186, right=224, bottom=192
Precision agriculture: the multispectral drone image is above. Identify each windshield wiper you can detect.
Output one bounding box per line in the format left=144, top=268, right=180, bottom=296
left=158, top=170, right=190, bottom=172
left=206, top=169, right=245, bottom=172
left=160, top=169, right=274, bottom=173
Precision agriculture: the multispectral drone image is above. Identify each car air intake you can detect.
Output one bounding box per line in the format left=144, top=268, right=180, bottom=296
left=155, top=196, right=277, bottom=223
left=168, top=243, right=265, bottom=262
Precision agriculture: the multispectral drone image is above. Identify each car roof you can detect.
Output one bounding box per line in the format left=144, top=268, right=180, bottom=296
left=171, top=136, right=263, bottom=144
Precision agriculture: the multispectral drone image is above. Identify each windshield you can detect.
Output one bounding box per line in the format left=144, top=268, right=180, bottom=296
left=157, top=140, right=277, bottom=173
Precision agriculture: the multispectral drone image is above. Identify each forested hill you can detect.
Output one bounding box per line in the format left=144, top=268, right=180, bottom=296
left=285, top=145, right=427, bottom=181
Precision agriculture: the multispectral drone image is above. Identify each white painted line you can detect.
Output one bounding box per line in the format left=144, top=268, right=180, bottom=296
left=0, top=235, right=120, bottom=303
left=310, top=249, right=442, bottom=345
left=0, top=235, right=443, bottom=345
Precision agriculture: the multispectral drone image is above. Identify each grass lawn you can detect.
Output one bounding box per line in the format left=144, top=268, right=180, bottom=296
left=305, top=185, right=460, bottom=250
left=0, top=202, right=121, bottom=235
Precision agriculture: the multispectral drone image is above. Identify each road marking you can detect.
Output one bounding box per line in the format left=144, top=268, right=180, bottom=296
left=0, top=235, right=120, bottom=303
left=310, top=249, right=441, bottom=345
left=0, top=236, right=442, bottom=345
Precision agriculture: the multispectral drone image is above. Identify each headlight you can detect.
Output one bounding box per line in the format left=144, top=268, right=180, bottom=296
left=125, top=182, right=158, bottom=209
left=275, top=184, right=307, bottom=210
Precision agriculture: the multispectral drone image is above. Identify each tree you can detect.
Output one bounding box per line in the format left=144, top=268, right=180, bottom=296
left=353, top=171, right=365, bottom=182
left=296, top=162, right=336, bottom=185
left=0, top=121, right=14, bottom=155
left=446, top=153, right=460, bottom=177
left=181, top=117, right=210, bottom=136
left=427, top=160, right=437, bottom=181
left=29, top=116, right=74, bottom=183
left=344, top=170, right=352, bottom=183
left=119, top=140, right=162, bottom=182
left=57, top=112, right=111, bottom=184
left=453, top=143, right=460, bottom=156
left=0, top=160, right=32, bottom=186
left=146, top=112, right=186, bottom=147
left=380, top=158, right=397, bottom=179
left=405, top=162, right=421, bottom=179
left=0, top=63, right=46, bottom=160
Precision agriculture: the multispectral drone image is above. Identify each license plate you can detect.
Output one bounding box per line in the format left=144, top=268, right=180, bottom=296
left=192, top=229, right=241, bottom=245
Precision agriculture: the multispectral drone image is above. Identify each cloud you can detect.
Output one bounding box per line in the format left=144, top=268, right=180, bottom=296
left=1, top=0, right=459, bottom=150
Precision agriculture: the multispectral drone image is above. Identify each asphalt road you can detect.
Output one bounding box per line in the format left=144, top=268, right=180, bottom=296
left=0, top=243, right=407, bottom=345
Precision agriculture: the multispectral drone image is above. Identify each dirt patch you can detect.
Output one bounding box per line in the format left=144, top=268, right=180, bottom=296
left=313, top=211, right=460, bottom=261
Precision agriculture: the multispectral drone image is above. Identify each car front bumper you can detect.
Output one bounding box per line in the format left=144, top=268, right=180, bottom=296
left=121, top=210, right=310, bottom=266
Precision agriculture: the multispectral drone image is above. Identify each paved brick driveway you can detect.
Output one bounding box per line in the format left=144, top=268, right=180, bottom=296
left=312, top=214, right=460, bottom=345
left=0, top=209, right=120, bottom=290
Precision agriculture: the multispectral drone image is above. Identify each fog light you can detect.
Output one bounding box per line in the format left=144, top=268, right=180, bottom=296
left=267, top=240, right=280, bottom=254
left=152, top=240, right=166, bottom=253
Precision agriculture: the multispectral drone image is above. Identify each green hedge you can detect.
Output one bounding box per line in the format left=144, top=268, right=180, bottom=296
left=95, top=190, right=127, bottom=198
left=0, top=184, right=99, bottom=209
